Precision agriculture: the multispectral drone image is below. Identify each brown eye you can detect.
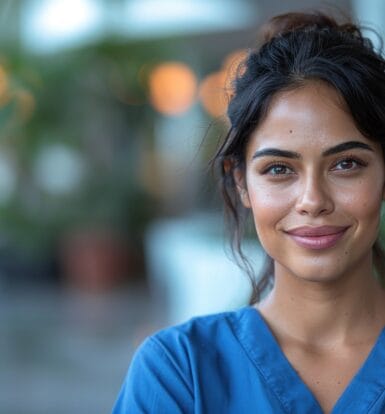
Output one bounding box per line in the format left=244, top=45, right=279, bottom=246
left=336, top=159, right=355, bottom=170
left=332, top=157, right=367, bottom=171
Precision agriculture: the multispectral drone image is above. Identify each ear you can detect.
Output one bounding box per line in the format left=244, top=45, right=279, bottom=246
left=233, top=167, right=251, bottom=208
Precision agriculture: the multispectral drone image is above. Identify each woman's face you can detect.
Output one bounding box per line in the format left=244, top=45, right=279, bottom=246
left=240, top=82, right=385, bottom=283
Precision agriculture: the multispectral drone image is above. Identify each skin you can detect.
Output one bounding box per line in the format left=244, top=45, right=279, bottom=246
left=237, top=81, right=385, bottom=413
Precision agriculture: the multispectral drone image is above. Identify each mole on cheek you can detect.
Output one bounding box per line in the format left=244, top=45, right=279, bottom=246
left=289, top=130, right=293, bottom=134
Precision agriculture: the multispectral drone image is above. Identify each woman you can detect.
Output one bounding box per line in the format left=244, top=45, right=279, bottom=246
left=113, top=12, right=385, bottom=413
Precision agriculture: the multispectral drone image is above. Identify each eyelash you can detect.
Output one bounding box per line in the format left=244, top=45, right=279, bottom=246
left=261, top=156, right=368, bottom=177
left=332, top=157, right=368, bottom=171
left=261, top=163, right=293, bottom=176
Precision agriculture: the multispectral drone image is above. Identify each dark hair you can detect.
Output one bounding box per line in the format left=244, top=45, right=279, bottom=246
left=213, top=11, right=385, bottom=304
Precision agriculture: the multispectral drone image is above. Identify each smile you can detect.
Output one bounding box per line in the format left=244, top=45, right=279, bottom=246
left=284, top=226, right=350, bottom=250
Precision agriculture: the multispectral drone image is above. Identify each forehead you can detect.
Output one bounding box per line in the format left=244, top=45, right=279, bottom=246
left=249, top=82, right=366, bottom=153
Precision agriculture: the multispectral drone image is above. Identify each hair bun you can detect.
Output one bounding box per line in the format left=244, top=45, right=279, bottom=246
left=261, top=12, right=359, bottom=43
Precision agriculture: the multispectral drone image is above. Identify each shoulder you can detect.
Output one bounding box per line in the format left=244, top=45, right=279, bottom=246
left=125, top=306, right=258, bottom=372
left=112, top=307, right=262, bottom=413
left=130, top=306, right=258, bottom=391
left=146, top=306, right=255, bottom=355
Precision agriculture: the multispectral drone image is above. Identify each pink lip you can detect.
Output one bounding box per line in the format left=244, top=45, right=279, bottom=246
left=284, top=226, right=349, bottom=250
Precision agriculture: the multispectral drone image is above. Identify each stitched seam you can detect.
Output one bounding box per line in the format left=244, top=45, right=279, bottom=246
left=147, top=336, right=195, bottom=398
left=227, top=310, right=292, bottom=414
left=365, top=386, right=385, bottom=413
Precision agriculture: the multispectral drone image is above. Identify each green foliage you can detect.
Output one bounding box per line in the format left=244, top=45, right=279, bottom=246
left=0, top=39, right=172, bottom=255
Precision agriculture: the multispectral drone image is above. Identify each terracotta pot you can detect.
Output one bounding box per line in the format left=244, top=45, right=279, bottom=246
left=60, top=228, right=131, bottom=292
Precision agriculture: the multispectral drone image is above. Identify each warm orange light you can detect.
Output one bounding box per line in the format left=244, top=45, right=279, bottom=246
left=148, top=62, right=197, bottom=116
left=222, top=49, right=248, bottom=97
left=198, top=71, right=228, bottom=118
left=199, top=49, right=248, bottom=118
left=223, top=49, right=248, bottom=73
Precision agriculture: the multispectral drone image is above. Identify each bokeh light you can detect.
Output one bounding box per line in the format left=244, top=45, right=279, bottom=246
left=33, top=144, right=86, bottom=195
left=198, top=70, right=227, bottom=118
left=148, top=62, right=197, bottom=116
left=222, top=48, right=247, bottom=95
left=199, top=48, right=248, bottom=118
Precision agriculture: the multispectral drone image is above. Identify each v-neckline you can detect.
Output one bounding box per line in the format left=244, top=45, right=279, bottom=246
left=233, top=307, right=385, bottom=413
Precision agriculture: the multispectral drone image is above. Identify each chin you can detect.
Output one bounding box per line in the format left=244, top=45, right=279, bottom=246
left=275, top=259, right=352, bottom=285
left=295, top=273, right=345, bottom=284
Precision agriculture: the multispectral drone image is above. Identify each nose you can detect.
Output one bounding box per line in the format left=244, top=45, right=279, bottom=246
left=295, top=173, right=334, bottom=216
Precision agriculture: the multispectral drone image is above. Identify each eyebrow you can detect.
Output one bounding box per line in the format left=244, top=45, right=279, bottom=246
left=252, top=140, right=374, bottom=160
left=322, top=141, right=374, bottom=156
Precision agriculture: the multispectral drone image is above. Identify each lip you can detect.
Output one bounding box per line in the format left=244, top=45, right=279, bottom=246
left=284, top=226, right=350, bottom=250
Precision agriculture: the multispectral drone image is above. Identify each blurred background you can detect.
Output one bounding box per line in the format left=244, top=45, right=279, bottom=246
left=0, top=0, right=383, bottom=413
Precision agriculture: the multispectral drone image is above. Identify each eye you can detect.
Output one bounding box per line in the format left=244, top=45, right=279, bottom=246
left=262, top=163, right=294, bottom=176
left=332, top=157, right=367, bottom=171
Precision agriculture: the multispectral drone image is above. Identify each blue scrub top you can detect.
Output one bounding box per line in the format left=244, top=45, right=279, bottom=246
left=112, top=307, right=385, bottom=413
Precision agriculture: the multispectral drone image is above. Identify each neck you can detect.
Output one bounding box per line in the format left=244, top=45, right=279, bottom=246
left=258, top=259, right=385, bottom=348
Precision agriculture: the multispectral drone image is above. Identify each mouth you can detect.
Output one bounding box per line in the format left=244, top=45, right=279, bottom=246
left=284, top=226, right=350, bottom=250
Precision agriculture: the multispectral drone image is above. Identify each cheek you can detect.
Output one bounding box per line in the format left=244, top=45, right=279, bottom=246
left=338, top=181, right=383, bottom=222
left=247, top=185, right=294, bottom=233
